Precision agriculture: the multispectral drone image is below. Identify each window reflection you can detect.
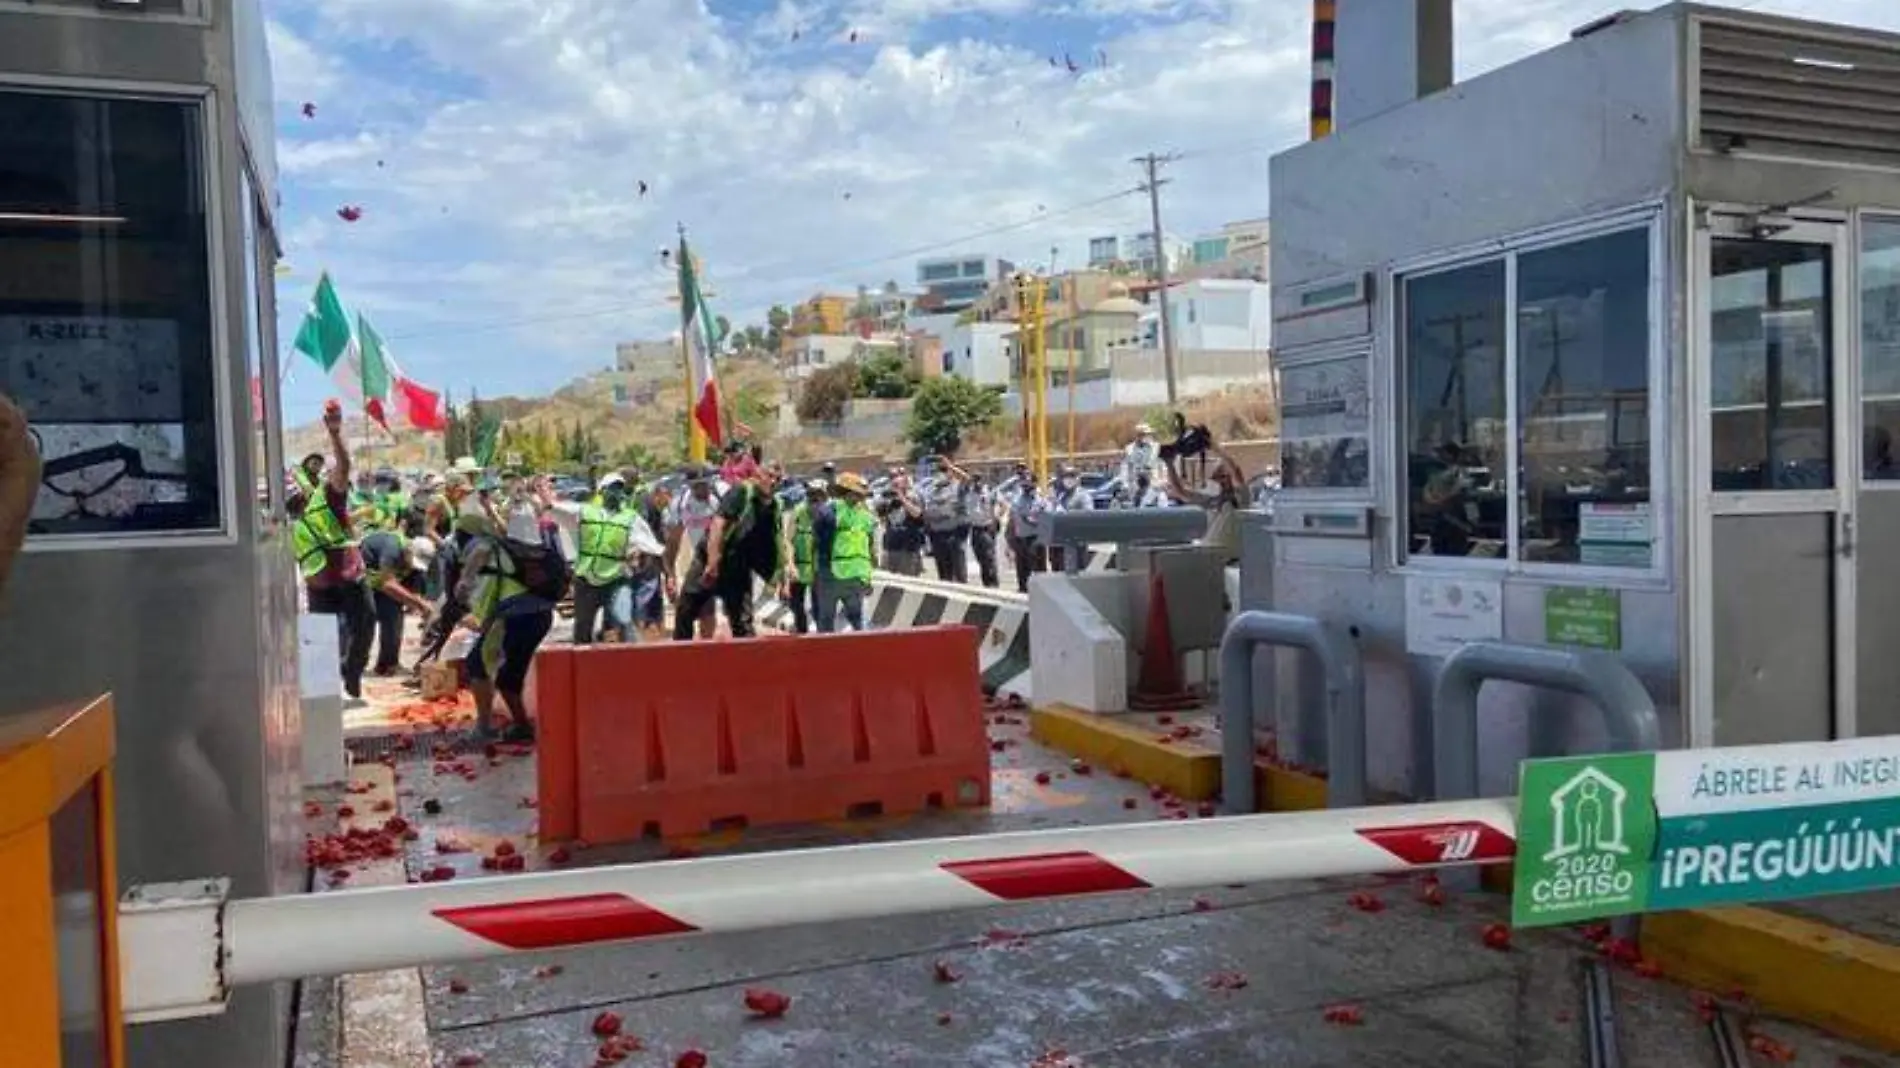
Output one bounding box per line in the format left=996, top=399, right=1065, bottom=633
left=1861, top=220, right=1900, bottom=481
left=1709, top=239, right=1832, bottom=491
left=0, top=91, right=220, bottom=537
left=1516, top=229, right=1652, bottom=566
left=1404, top=261, right=1507, bottom=558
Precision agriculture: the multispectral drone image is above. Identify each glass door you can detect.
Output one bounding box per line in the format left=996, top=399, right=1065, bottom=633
left=1692, top=212, right=1854, bottom=746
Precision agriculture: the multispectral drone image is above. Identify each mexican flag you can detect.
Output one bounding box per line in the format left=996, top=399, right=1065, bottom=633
left=292, top=273, right=446, bottom=433
left=358, top=314, right=447, bottom=432
left=677, top=236, right=723, bottom=446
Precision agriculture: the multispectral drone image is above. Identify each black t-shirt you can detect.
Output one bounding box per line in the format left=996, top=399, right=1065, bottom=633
left=360, top=531, right=405, bottom=574
left=696, top=483, right=780, bottom=584
left=879, top=492, right=927, bottom=552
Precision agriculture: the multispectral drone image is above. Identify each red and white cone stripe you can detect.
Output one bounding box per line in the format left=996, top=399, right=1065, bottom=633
left=218, top=799, right=1515, bottom=985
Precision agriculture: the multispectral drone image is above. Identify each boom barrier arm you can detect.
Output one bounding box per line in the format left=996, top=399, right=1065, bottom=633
left=118, top=798, right=1518, bottom=1023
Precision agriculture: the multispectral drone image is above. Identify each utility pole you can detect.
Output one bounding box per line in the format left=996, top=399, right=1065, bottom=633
left=1134, top=151, right=1182, bottom=404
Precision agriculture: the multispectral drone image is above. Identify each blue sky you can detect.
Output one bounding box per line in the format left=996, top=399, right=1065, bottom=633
left=266, top=0, right=1900, bottom=421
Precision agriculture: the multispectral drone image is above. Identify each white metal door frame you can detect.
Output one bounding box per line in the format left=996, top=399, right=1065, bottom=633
left=1687, top=206, right=1857, bottom=746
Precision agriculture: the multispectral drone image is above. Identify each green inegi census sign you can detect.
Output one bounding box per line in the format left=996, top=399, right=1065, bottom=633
left=1512, top=737, right=1900, bottom=928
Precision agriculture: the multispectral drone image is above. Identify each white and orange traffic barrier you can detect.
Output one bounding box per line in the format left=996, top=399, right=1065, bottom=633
left=118, top=798, right=1516, bottom=1023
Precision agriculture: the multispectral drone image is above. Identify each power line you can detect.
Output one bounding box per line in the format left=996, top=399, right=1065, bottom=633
left=374, top=185, right=1146, bottom=343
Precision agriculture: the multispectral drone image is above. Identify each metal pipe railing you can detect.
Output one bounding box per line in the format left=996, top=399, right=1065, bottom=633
left=1218, top=611, right=1366, bottom=814
left=1429, top=640, right=1661, bottom=895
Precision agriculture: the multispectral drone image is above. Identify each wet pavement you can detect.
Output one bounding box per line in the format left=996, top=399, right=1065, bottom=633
left=284, top=701, right=1900, bottom=1068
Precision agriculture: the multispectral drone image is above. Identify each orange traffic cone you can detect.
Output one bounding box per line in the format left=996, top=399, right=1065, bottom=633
left=1130, top=570, right=1200, bottom=711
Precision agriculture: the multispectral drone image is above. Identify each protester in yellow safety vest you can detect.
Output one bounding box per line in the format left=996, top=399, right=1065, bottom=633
left=813, top=471, right=877, bottom=632
left=453, top=501, right=555, bottom=743
left=780, top=479, right=827, bottom=634
left=672, top=455, right=782, bottom=641
left=543, top=472, right=663, bottom=645
left=287, top=403, right=375, bottom=700
left=359, top=529, right=437, bottom=675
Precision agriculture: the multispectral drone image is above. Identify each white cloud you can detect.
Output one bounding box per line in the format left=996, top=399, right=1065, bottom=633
left=267, top=0, right=1900, bottom=408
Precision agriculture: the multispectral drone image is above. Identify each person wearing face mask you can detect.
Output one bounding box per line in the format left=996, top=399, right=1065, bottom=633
left=289, top=403, right=375, bottom=701
left=1163, top=437, right=1249, bottom=564
left=1046, top=464, right=1093, bottom=573
left=877, top=467, right=927, bottom=576
left=664, top=464, right=727, bottom=638
left=673, top=453, right=783, bottom=640
left=1005, top=465, right=1048, bottom=593
left=544, top=472, right=664, bottom=644
left=1121, top=422, right=1162, bottom=488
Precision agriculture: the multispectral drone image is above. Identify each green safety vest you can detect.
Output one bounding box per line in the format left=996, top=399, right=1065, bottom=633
left=831, top=502, right=875, bottom=582
left=473, top=538, right=529, bottom=619
left=575, top=503, right=636, bottom=587
left=791, top=502, right=816, bottom=573
left=291, top=474, right=351, bottom=580
left=379, top=490, right=410, bottom=531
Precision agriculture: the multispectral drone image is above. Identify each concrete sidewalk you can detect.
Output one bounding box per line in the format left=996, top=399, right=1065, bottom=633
left=292, top=702, right=1900, bottom=1068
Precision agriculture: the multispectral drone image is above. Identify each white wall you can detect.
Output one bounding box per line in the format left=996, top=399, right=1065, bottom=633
left=944, top=322, right=1014, bottom=387
left=1170, top=280, right=1272, bottom=352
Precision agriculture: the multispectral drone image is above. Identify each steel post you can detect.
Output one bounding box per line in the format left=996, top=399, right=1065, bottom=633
left=1218, top=611, right=1365, bottom=814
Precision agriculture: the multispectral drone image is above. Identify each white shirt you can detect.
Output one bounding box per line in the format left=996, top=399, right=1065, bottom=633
left=503, top=496, right=540, bottom=542
left=667, top=482, right=727, bottom=550
left=1122, top=439, right=1161, bottom=486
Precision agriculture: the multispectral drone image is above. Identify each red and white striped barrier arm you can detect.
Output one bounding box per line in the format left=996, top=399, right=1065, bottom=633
left=119, top=799, right=1515, bottom=1020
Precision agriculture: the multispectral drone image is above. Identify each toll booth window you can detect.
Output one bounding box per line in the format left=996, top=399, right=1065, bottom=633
left=51, top=783, right=108, bottom=1067
left=0, top=91, right=221, bottom=540
left=1402, top=260, right=1508, bottom=558
left=1516, top=229, right=1652, bottom=567
left=1861, top=219, right=1900, bottom=482
left=1709, top=240, right=1832, bottom=491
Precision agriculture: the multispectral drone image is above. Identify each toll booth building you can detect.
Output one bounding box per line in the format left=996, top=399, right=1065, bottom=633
left=0, top=3, right=298, bottom=1068
left=1265, top=3, right=1900, bottom=800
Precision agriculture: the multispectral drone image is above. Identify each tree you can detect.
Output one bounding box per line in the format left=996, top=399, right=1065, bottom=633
left=796, top=362, right=856, bottom=424
left=855, top=350, right=917, bottom=399
left=714, top=314, right=733, bottom=353
left=906, top=376, right=1003, bottom=458
left=765, top=304, right=791, bottom=354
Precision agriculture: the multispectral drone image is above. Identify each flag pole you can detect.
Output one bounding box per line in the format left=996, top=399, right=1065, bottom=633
left=679, top=223, right=708, bottom=465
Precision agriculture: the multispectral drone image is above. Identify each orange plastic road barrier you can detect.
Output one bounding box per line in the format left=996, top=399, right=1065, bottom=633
left=534, top=627, right=990, bottom=846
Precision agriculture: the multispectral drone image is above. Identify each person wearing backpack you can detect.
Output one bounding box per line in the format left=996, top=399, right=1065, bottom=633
left=672, top=455, right=782, bottom=640
left=453, top=504, right=564, bottom=743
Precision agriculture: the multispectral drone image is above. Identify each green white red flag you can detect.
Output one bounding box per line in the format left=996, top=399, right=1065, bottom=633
left=292, top=273, right=445, bottom=432
left=677, top=236, right=723, bottom=446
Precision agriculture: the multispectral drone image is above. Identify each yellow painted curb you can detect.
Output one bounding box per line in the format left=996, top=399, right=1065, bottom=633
left=1028, top=705, right=1220, bottom=800
left=1258, top=764, right=1328, bottom=812
left=1644, top=906, right=1900, bottom=1053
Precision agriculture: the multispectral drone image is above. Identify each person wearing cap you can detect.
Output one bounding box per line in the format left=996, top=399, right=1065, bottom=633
left=452, top=498, right=555, bottom=743
left=1046, top=463, right=1093, bottom=572
left=543, top=472, right=662, bottom=644
left=876, top=466, right=927, bottom=576
left=966, top=468, right=1004, bottom=589
left=1005, top=464, right=1049, bottom=593
left=1122, top=421, right=1162, bottom=489
left=288, top=402, right=375, bottom=700
left=781, top=479, right=828, bottom=633
left=814, top=471, right=877, bottom=632
left=358, top=527, right=438, bottom=675
left=920, top=454, right=974, bottom=585
left=673, top=447, right=782, bottom=641
left=663, top=463, right=727, bottom=638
